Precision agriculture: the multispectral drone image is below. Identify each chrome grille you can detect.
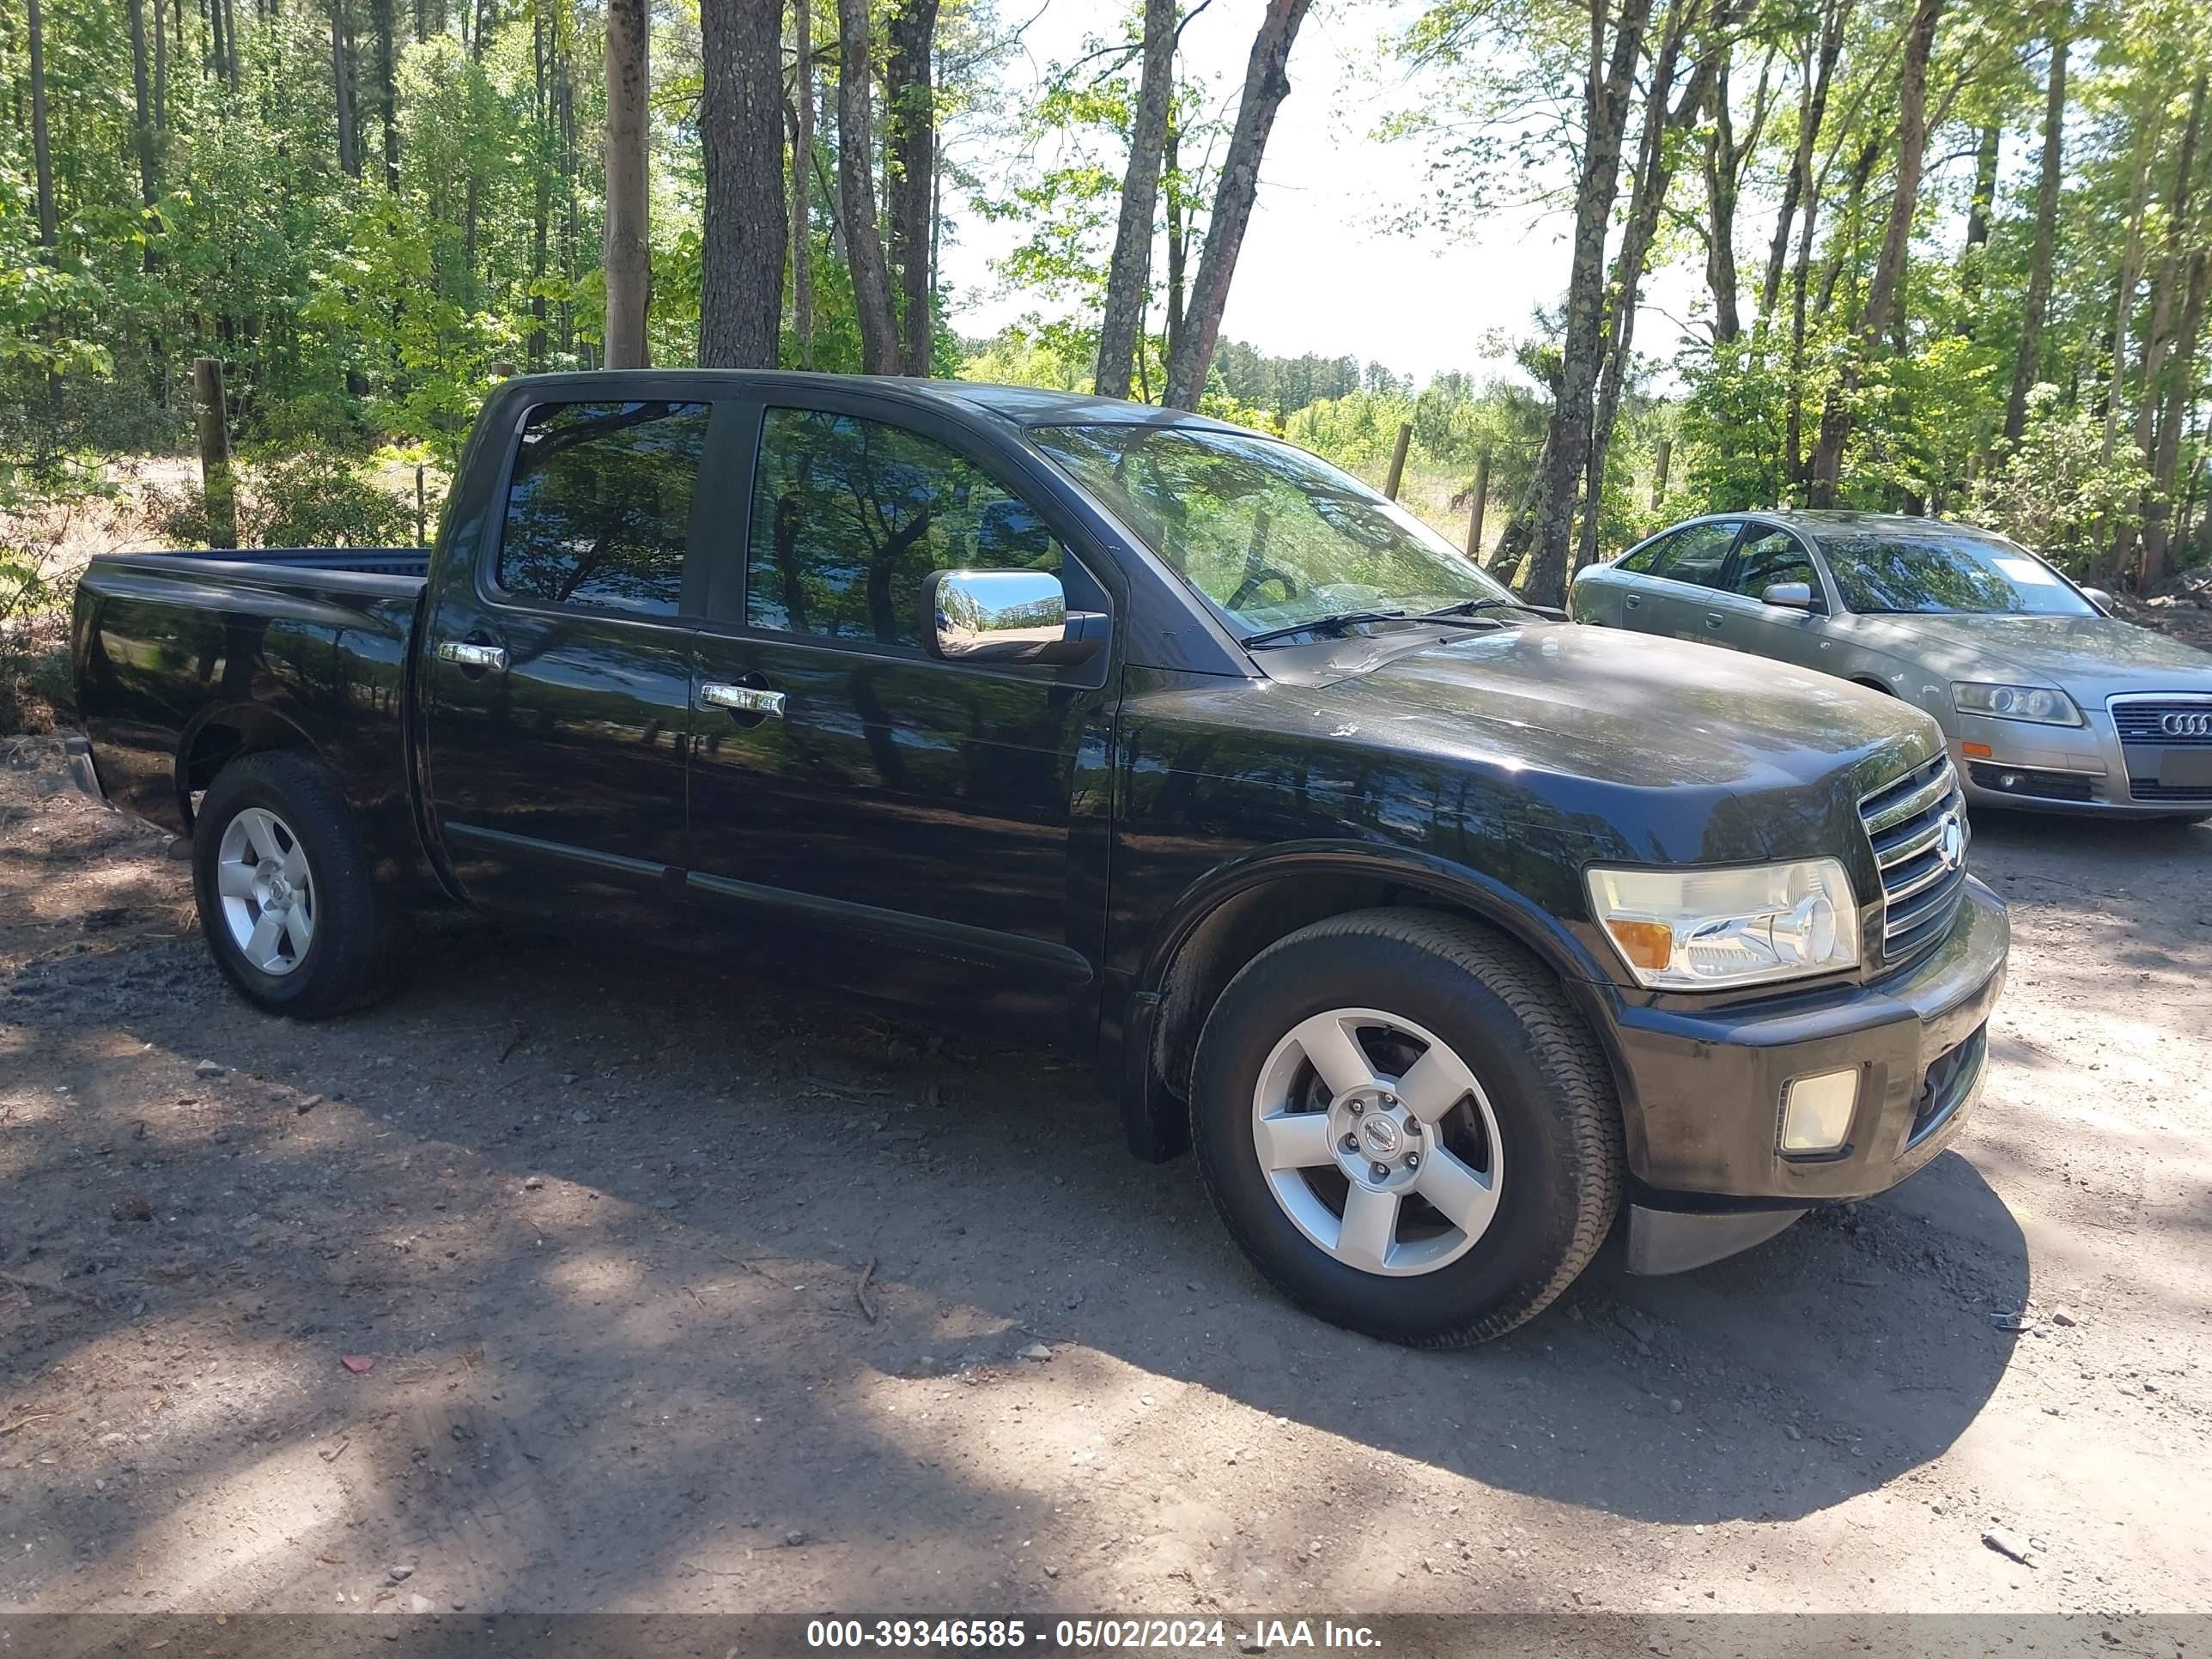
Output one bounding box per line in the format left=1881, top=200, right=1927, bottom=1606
left=2110, top=696, right=2212, bottom=748
left=2110, top=694, right=2212, bottom=804
left=1858, top=754, right=1969, bottom=963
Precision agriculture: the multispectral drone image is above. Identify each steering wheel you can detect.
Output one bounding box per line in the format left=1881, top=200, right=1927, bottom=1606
left=1228, top=567, right=1299, bottom=610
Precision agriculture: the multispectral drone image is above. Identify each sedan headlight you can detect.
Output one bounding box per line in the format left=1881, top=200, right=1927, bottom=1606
left=1587, top=860, right=1859, bottom=990
left=1951, top=682, right=2081, bottom=726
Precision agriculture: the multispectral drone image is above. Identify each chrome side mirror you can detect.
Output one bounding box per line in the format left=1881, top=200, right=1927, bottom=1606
left=1761, top=581, right=1816, bottom=611
left=2080, top=585, right=2114, bottom=614
left=924, top=568, right=1105, bottom=665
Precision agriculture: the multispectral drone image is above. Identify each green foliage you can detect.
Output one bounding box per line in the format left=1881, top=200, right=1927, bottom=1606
left=154, top=452, right=417, bottom=550
left=1966, top=390, right=2152, bottom=575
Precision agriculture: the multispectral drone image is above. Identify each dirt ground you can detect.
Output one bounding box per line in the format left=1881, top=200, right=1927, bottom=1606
left=3, top=743, right=2209, bottom=1632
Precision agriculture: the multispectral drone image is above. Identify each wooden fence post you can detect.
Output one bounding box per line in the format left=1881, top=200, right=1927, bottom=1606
left=1651, top=438, right=1672, bottom=510
left=1465, top=447, right=1492, bottom=559
left=1383, top=422, right=1413, bottom=500
left=416, top=465, right=428, bottom=547
left=191, top=356, right=238, bottom=550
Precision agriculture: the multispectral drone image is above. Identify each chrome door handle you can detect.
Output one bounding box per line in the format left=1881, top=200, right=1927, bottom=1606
left=1624, top=596, right=1640, bottom=609
left=1705, top=612, right=1724, bottom=628
left=437, top=641, right=507, bottom=672
left=701, top=683, right=786, bottom=718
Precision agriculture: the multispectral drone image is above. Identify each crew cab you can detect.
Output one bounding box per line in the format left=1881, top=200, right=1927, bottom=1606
left=69, top=374, right=2008, bottom=1346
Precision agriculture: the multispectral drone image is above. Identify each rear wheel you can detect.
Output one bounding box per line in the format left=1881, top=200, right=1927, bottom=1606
left=1190, top=908, right=1623, bottom=1346
left=191, top=752, right=403, bottom=1017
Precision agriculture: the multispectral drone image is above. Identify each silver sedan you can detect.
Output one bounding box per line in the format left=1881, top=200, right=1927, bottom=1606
left=1571, top=511, right=2212, bottom=819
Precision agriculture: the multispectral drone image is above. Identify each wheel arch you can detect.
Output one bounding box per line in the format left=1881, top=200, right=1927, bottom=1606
left=1127, top=843, right=1641, bottom=1169
left=176, top=702, right=322, bottom=830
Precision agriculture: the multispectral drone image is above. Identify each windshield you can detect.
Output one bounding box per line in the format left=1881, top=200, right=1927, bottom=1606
left=1030, top=423, right=1517, bottom=640
left=1820, top=529, right=2094, bottom=617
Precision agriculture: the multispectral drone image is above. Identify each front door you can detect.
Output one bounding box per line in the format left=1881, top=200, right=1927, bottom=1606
left=684, top=397, right=1117, bottom=1038
left=1717, top=521, right=1830, bottom=668
left=1619, top=519, right=1742, bottom=642
left=421, top=394, right=714, bottom=935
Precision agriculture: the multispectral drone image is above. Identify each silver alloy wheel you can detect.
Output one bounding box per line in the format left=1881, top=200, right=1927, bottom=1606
left=214, top=806, right=317, bottom=976
left=1250, top=1006, right=1504, bottom=1278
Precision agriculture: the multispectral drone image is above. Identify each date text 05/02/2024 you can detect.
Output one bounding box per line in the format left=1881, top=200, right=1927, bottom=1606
left=802, top=1619, right=1384, bottom=1650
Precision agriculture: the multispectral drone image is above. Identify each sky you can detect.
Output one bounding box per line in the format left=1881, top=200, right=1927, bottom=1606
left=934, top=0, right=1709, bottom=390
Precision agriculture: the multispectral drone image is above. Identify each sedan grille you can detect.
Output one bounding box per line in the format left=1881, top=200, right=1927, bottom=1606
left=1858, top=755, right=1969, bottom=964
left=2110, top=695, right=2212, bottom=805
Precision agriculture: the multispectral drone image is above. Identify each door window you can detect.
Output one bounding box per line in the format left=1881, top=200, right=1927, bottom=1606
left=495, top=400, right=710, bottom=616
left=1626, top=520, right=1740, bottom=587
left=1726, top=527, right=1820, bottom=603
left=747, top=409, right=1065, bottom=647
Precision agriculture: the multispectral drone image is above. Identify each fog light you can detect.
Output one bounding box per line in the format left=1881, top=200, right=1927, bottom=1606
left=1780, top=1068, right=1859, bottom=1153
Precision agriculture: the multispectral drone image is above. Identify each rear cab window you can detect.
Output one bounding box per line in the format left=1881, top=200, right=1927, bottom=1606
left=495, top=400, right=711, bottom=616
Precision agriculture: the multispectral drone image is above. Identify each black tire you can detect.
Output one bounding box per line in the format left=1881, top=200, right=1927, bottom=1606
left=1190, top=908, right=1624, bottom=1347
left=191, top=750, right=404, bottom=1018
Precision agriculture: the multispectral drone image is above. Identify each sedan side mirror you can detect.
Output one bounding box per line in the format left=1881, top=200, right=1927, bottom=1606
left=2080, top=586, right=2114, bottom=614
left=1761, top=581, right=1817, bottom=611
left=925, top=568, right=1106, bottom=666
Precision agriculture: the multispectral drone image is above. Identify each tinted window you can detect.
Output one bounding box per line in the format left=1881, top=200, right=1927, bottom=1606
left=497, top=401, right=708, bottom=616
left=1638, top=521, right=1739, bottom=588
left=1727, top=527, right=1820, bottom=601
left=1820, top=529, right=2094, bottom=616
left=747, top=409, right=1064, bottom=647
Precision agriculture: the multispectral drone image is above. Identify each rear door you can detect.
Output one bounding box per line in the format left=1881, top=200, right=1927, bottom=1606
left=420, top=392, right=717, bottom=934
left=1620, top=520, right=1744, bottom=641
left=683, top=391, right=1120, bottom=1040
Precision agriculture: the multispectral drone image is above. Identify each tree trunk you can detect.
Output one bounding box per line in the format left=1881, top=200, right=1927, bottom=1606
left=530, top=3, right=548, bottom=364
left=372, top=0, right=399, bottom=189
left=601, top=0, right=653, bottom=367
left=2142, top=246, right=2208, bottom=584
left=791, top=0, right=815, bottom=366
left=1704, top=43, right=1742, bottom=346
left=884, top=0, right=939, bottom=374
left=837, top=0, right=900, bottom=373
left=1095, top=0, right=1176, bottom=400
left=1579, top=0, right=1714, bottom=574
left=2135, top=75, right=2204, bottom=459
left=155, top=0, right=167, bottom=136
left=1807, top=0, right=1942, bottom=503
left=1759, top=0, right=1844, bottom=321
left=1164, top=118, right=1186, bottom=370
left=1162, top=0, right=1315, bottom=410
left=332, top=0, right=358, bottom=177
left=128, top=0, right=160, bottom=219
left=221, top=0, right=239, bottom=89
left=2002, top=29, right=2067, bottom=444
left=27, top=0, right=55, bottom=251
left=2101, top=97, right=2160, bottom=457
left=698, top=0, right=787, bottom=368
left=1523, top=0, right=1656, bottom=604
left=1963, top=125, right=1998, bottom=252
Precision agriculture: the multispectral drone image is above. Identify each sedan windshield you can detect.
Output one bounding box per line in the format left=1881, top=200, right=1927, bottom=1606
left=1820, top=529, right=2094, bottom=617
left=1030, top=423, right=1518, bottom=641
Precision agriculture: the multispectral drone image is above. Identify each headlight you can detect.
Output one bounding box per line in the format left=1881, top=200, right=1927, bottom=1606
left=1587, top=859, right=1859, bottom=990
left=1951, top=682, right=2081, bottom=725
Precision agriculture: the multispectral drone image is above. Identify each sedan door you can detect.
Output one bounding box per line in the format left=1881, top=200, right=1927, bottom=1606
left=1613, top=520, right=1745, bottom=642
left=682, top=392, right=1121, bottom=1042
left=1708, top=520, right=1832, bottom=667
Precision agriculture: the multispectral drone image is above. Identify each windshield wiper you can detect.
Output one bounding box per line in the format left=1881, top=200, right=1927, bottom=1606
left=1239, top=609, right=1407, bottom=649
left=1423, top=597, right=1526, bottom=618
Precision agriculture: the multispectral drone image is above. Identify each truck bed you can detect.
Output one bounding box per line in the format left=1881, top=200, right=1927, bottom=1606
left=71, top=545, right=429, bottom=841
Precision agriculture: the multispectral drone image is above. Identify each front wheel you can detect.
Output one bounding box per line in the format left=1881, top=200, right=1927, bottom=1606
left=191, top=751, right=404, bottom=1018
left=1190, top=908, right=1624, bottom=1347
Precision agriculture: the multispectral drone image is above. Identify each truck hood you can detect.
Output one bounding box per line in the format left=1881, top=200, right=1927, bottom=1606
left=1832, top=612, right=2212, bottom=694
left=1271, top=621, right=1942, bottom=863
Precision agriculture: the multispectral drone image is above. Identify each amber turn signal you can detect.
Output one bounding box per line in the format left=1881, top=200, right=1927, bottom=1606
left=1602, top=918, right=1674, bottom=972
left=1960, top=741, right=1993, bottom=759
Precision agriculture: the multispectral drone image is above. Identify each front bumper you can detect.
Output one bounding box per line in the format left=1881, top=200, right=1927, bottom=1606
left=1607, top=875, right=2008, bottom=1272
left=1951, top=702, right=2212, bottom=817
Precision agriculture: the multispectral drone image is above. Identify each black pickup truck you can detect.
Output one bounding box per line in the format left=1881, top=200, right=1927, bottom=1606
left=70, top=373, right=2008, bottom=1346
